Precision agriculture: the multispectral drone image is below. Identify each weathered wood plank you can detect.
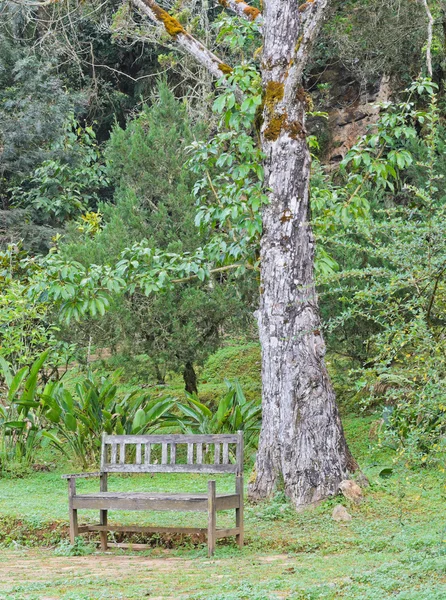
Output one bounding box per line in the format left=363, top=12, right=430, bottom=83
left=119, top=442, right=125, bottom=465
left=215, top=494, right=240, bottom=510
left=111, top=444, right=117, bottom=465
left=73, top=494, right=209, bottom=512
left=61, top=472, right=101, bottom=479
left=236, top=430, right=244, bottom=476
left=236, top=474, right=244, bottom=549
left=170, top=443, right=176, bottom=464
left=81, top=524, right=237, bottom=538
left=100, top=472, right=108, bottom=551
left=145, top=443, right=151, bottom=464
left=214, top=443, right=220, bottom=464
left=222, top=443, right=229, bottom=464
left=162, top=443, right=168, bottom=465
left=100, top=432, right=106, bottom=470
left=136, top=444, right=142, bottom=465
left=103, top=433, right=240, bottom=444
left=83, top=525, right=208, bottom=534
left=102, top=462, right=237, bottom=474
left=215, top=528, right=239, bottom=539
left=208, top=480, right=216, bottom=557
left=187, top=443, right=193, bottom=465
left=196, top=443, right=203, bottom=464
left=68, top=478, right=78, bottom=544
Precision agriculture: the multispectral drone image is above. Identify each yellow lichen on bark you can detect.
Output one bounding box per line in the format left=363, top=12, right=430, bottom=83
left=218, top=63, right=233, bottom=74
left=264, top=81, right=284, bottom=109
left=243, top=5, right=261, bottom=20
left=299, top=0, right=315, bottom=12
left=264, top=113, right=286, bottom=141
left=262, top=81, right=285, bottom=141
left=151, top=4, right=185, bottom=37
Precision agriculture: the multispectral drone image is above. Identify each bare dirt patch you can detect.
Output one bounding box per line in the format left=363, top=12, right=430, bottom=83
left=1, top=550, right=192, bottom=582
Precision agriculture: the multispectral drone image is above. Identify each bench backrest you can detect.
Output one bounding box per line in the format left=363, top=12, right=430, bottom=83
left=100, top=432, right=244, bottom=476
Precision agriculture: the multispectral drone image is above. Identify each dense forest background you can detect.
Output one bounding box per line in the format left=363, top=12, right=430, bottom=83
left=1, top=0, right=446, bottom=472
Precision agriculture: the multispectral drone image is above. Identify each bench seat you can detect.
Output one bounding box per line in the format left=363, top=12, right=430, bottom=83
left=72, top=491, right=240, bottom=511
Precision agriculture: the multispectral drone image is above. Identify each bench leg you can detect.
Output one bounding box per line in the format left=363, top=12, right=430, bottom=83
left=68, top=478, right=78, bottom=544
left=100, top=511, right=108, bottom=551
left=235, top=475, right=244, bottom=549
left=207, top=480, right=216, bottom=557
left=100, top=473, right=108, bottom=551
left=69, top=508, right=78, bottom=544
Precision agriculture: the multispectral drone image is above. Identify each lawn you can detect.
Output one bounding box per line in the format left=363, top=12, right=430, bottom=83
left=0, top=415, right=445, bottom=599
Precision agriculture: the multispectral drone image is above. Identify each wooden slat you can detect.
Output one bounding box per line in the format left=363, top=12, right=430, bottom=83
left=214, top=443, right=220, bottom=465
left=170, top=443, right=176, bottom=464
left=236, top=474, right=244, bottom=549
left=73, top=493, right=209, bottom=512
left=100, top=472, right=108, bottom=550
left=215, top=494, right=240, bottom=510
left=187, top=443, right=194, bottom=465
left=61, top=472, right=101, bottom=480
left=222, top=443, right=229, bottom=464
left=144, top=443, right=151, bottom=464
left=111, top=444, right=117, bottom=465
left=103, top=463, right=237, bottom=474
left=196, top=443, right=203, bottom=464
left=104, top=433, right=240, bottom=444
left=136, top=444, right=142, bottom=465
left=107, top=543, right=152, bottom=550
left=82, top=525, right=208, bottom=534
left=119, top=442, right=125, bottom=464
left=236, top=430, right=244, bottom=476
left=100, top=433, right=106, bottom=470
left=161, top=443, right=168, bottom=465
left=215, top=528, right=239, bottom=539
left=208, top=480, right=216, bottom=557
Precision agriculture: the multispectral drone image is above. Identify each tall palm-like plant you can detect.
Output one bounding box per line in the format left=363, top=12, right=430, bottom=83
left=176, top=380, right=261, bottom=455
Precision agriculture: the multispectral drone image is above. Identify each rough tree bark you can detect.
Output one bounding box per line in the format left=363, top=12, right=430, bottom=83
left=248, top=0, right=357, bottom=507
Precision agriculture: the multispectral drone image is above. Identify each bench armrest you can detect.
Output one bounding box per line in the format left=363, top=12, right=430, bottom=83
left=61, top=472, right=102, bottom=480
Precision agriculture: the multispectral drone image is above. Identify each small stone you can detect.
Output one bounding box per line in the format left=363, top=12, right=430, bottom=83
left=339, top=479, right=363, bottom=503
left=332, top=504, right=352, bottom=522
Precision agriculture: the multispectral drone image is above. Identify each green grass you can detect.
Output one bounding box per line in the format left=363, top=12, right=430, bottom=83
left=1, top=343, right=445, bottom=598
left=0, top=415, right=445, bottom=599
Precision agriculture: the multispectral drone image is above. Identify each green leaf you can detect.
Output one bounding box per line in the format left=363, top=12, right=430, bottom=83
left=64, top=413, right=77, bottom=432
left=132, top=408, right=146, bottom=432
left=213, top=95, right=226, bottom=113
left=7, top=366, right=28, bottom=402
left=0, top=357, right=13, bottom=388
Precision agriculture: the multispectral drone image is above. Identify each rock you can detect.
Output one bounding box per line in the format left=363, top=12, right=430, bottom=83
left=339, top=479, right=363, bottom=503
left=324, top=74, right=392, bottom=166
left=332, top=504, right=352, bottom=522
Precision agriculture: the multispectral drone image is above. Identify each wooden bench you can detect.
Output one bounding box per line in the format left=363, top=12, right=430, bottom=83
left=62, top=432, right=244, bottom=556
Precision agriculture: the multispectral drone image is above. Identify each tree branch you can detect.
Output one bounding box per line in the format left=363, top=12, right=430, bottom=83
left=131, top=0, right=234, bottom=82
left=419, top=0, right=434, bottom=77
left=218, top=0, right=263, bottom=31
left=285, top=0, right=330, bottom=100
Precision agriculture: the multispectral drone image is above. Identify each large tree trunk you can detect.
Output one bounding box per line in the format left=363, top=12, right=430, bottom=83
left=248, top=0, right=357, bottom=507
left=129, top=0, right=356, bottom=507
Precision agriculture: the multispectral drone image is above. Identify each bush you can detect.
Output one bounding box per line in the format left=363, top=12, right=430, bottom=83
left=41, top=370, right=176, bottom=469
left=176, top=380, right=261, bottom=455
